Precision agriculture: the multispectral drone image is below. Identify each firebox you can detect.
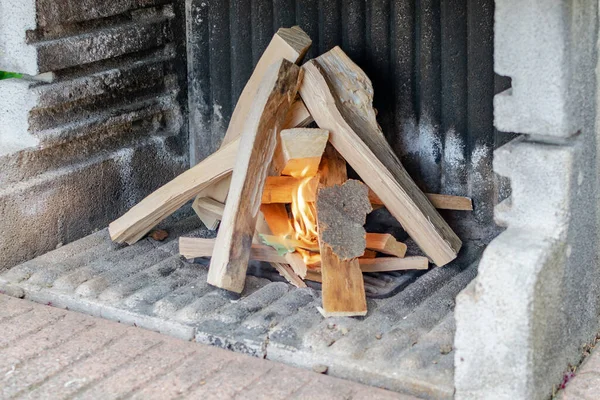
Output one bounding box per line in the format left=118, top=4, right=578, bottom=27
left=0, top=0, right=598, bottom=399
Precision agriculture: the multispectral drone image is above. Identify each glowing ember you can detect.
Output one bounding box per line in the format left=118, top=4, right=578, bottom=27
left=288, top=166, right=321, bottom=265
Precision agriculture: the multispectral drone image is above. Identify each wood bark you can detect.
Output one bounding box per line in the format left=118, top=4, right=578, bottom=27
left=207, top=59, right=301, bottom=293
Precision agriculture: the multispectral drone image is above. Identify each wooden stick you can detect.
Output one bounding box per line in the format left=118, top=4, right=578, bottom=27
left=279, top=128, right=329, bottom=177
left=207, top=59, right=301, bottom=293
left=182, top=237, right=427, bottom=272
left=369, top=190, right=473, bottom=211
left=365, top=233, right=407, bottom=258
left=258, top=234, right=320, bottom=252
left=180, top=238, right=288, bottom=263
left=358, top=256, right=428, bottom=272
left=299, top=47, right=462, bottom=266
left=317, top=145, right=367, bottom=317
left=193, top=27, right=312, bottom=229
left=260, top=176, right=472, bottom=211
left=362, top=249, right=378, bottom=258
left=108, top=138, right=239, bottom=244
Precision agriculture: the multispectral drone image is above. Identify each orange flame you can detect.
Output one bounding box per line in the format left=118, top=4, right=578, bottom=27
left=288, top=166, right=321, bottom=265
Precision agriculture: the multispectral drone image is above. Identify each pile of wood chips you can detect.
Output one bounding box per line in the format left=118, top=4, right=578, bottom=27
left=108, top=26, right=472, bottom=317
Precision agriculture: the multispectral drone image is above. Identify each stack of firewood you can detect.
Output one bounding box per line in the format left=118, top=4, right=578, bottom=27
left=108, top=27, right=472, bottom=317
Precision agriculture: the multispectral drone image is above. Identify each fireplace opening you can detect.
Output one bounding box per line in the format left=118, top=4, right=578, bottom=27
left=7, top=0, right=596, bottom=399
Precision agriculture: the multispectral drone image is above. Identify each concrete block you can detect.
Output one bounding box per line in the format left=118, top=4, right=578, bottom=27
left=35, top=18, right=173, bottom=73
left=494, top=0, right=598, bottom=138
left=0, top=0, right=38, bottom=75
left=0, top=138, right=185, bottom=271
left=456, top=135, right=600, bottom=400
left=0, top=80, right=40, bottom=155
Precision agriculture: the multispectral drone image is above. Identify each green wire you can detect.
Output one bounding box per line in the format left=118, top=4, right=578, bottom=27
left=0, top=71, right=23, bottom=80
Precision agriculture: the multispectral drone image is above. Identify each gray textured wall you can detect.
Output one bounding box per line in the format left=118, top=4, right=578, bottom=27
left=186, top=0, right=514, bottom=241
left=0, top=0, right=188, bottom=270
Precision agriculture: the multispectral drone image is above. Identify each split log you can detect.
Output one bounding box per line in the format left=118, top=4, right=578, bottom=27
left=207, top=59, right=301, bottom=293
left=192, top=176, right=231, bottom=230
left=108, top=138, right=239, bottom=244
left=222, top=26, right=311, bottom=148
left=316, top=145, right=368, bottom=317
left=299, top=46, right=462, bottom=267
left=278, top=128, right=329, bottom=177
left=365, top=233, right=407, bottom=258
left=180, top=237, right=288, bottom=263
left=304, top=257, right=429, bottom=281
left=181, top=237, right=427, bottom=273
left=194, top=26, right=312, bottom=229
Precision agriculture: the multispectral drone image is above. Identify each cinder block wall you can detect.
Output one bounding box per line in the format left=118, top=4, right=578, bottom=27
left=0, top=0, right=188, bottom=270
left=455, top=1, right=600, bottom=399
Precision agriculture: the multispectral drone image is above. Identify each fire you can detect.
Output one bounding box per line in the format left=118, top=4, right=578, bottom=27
left=288, top=167, right=321, bottom=265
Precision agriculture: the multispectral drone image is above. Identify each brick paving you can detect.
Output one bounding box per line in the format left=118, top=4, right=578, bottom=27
left=557, top=345, right=600, bottom=400
left=0, top=294, right=414, bottom=399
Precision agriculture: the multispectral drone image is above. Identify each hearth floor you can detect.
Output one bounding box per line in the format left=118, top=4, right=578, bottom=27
left=0, top=215, right=483, bottom=400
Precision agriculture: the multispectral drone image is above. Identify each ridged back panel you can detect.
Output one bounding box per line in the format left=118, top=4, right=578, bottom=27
left=187, top=0, right=512, bottom=236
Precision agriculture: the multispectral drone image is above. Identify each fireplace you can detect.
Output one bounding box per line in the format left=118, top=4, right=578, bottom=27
left=0, top=0, right=598, bottom=399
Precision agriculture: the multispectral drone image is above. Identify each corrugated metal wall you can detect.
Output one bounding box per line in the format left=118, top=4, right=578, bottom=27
left=187, top=0, right=513, bottom=239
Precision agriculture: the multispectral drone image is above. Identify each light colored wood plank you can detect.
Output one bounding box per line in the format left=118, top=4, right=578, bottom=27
left=358, top=256, right=429, bottom=272
left=365, top=233, right=407, bottom=258
left=299, top=47, right=462, bottom=266
left=108, top=138, right=239, bottom=244
left=279, top=128, right=329, bottom=177
left=260, top=176, right=472, bottom=211
left=207, top=59, right=301, bottom=293
left=183, top=237, right=427, bottom=274
left=362, top=249, right=378, bottom=258
left=180, top=237, right=286, bottom=263
left=317, top=145, right=367, bottom=317
left=368, top=190, right=473, bottom=211
left=262, top=176, right=319, bottom=204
